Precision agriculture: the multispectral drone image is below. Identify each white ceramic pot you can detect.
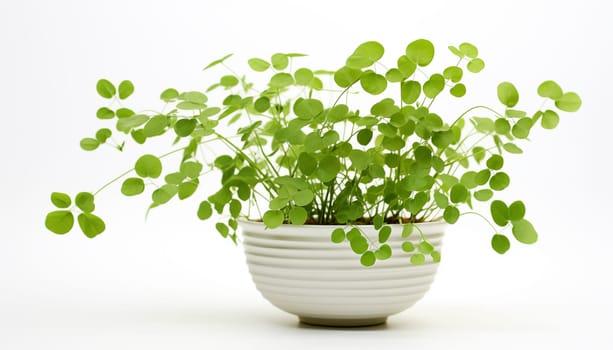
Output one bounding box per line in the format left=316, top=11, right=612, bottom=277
left=240, top=221, right=446, bottom=327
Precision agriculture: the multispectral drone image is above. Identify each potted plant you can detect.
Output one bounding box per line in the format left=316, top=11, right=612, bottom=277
left=44, top=39, right=581, bottom=326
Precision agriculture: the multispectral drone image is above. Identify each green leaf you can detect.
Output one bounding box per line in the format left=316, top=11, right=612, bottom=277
left=180, top=161, right=203, bottom=178
left=486, top=154, right=504, bottom=170
left=450, top=83, right=466, bottom=97
left=443, top=66, right=463, bottom=82
left=197, top=201, right=213, bottom=220
left=95, top=128, right=112, bottom=143
left=248, top=58, right=270, bottom=72
left=254, top=97, right=270, bottom=113
left=541, top=110, right=560, bottom=129
left=466, top=58, right=485, bottom=73
left=220, top=75, right=239, bottom=88
left=51, top=192, right=71, bottom=208
left=405, top=39, right=434, bottom=67
left=511, top=219, right=538, bottom=244
left=228, top=199, right=241, bottom=218
left=378, top=226, right=391, bottom=243
left=331, top=228, right=346, bottom=243
left=135, top=154, right=162, bottom=179
left=497, top=82, right=519, bottom=108
left=472, top=146, right=486, bottom=163
left=418, top=241, right=434, bottom=254
left=293, top=98, right=323, bottom=119
left=472, top=117, right=495, bottom=133
left=375, top=244, right=392, bottom=260
left=489, top=172, right=510, bottom=191
left=402, top=224, right=414, bottom=238
left=410, top=253, right=425, bottom=265
left=263, top=210, right=284, bottom=229
left=402, top=241, right=415, bottom=252
left=494, top=118, right=511, bottom=134
left=381, top=135, right=405, bottom=151
left=152, top=184, right=177, bottom=204
left=118, top=80, right=134, bottom=99
left=294, top=68, right=314, bottom=85
left=555, top=92, right=582, bottom=112
left=349, top=149, right=371, bottom=171
left=443, top=206, right=460, bottom=224
left=537, top=80, right=563, bottom=99
left=75, top=192, right=95, bottom=213
left=297, top=152, right=318, bottom=175
left=334, top=66, right=362, bottom=87
left=289, top=206, right=307, bottom=225
left=116, top=108, right=135, bottom=118
left=459, top=42, right=478, bottom=58
left=316, top=155, right=341, bottom=182
left=450, top=183, right=469, bottom=203
left=350, top=236, right=369, bottom=254
left=45, top=210, right=74, bottom=234
left=353, top=41, right=384, bottom=64
left=490, top=200, right=509, bottom=226
left=143, top=115, right=168, bottom=137
left=503, top=142, right=523, bottom=154
left=511, top=117, right=533, bottom=139
left=356, top=129, right=373, bottom=146
left=423, top=74, right=445, bottom=99
left=96, top=107, right=115, bottom=119
left=360, top=251, right=376, bottom=267
left=474, top=189, right=493, bottom=201
left=271, top=53, right=289, bottom=70
left=96, top=79, right=116, bottom=99
left=121, top=178, right=145, bottom=196
left=178, top=180, right=198, bottom=200
left=385, top=68, right=403, bottom=82
left=116, top=114, right=149, bottom=133
left=293, top=189, right=314, bottom=206
left=360, top=72, right=387, bottom=95
left=431, top=251, right=441, bottom=263
left=160, top=88, right=179, bottom=102
left=509, top=201, right=526, bottom=221
left=77, top=213, right=105, bottom=238
left=269, top=72, right=294, bottom=88
left=174, top=119, right=197, bottom=137
left=491, top=234, right=510, bottom=254
left=203, top=53, right=233, bottom=70
left=434, top=191, right=449, bottom=208
left=131, top=129, right=146, bottom=144
left=80, top=138, right=99, bottom=151
left=213, top=222, right=228, bottom=238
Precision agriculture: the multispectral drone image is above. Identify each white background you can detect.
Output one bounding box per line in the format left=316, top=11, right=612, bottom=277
left=1, top=0, right=612, bottom=348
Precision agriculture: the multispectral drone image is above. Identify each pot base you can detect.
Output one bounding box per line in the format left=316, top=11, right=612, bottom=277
left=299, top=316, right=387, bottom=327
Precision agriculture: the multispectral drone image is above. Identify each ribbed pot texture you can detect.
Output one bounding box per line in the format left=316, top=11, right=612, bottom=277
left=240, top=221, right=446, bottom=327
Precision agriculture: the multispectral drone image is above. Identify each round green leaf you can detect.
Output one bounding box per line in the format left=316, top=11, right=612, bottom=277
left=248, top=58, right=270, bottom=72
left=491, top=234, right=510, bottom=254
left=121, top=178, right=145, bottom=196
left=289, top=206, right=307, bottom=225
left=298, top=152, right=317, bottom=175
left=489, top=172, right=510, bottom=191
left=537, top=80, right=563, bottom=99
left=80, top=138, right=99, bottom=151
left=293, top=98, right=323, bottom=120
left=512, top=219, right=538, bottom=244
left=331, top=228, right=346, bottom=243
left=443, top=206, right=460, bottom=224
left=143, top=115, right=168, bottom=137
left=511, top=117, right=533, bottom=139
left=152, top=184, right=177, bottom=204
left=405, top=39, right=434, bottom=67
left=450, top=83, right=466, bottom=97
left=410, top=253, right=426, bottom=265
left=269, top=73, right=294, bottom=88
left=385, top=68, right=403, bottom=82
left=402, top=241, right=415, bottom=252
left=160, top=88, right=179, bottom=102
left=357, top=128, right=373, bottom=146
left=541, top=110, right=560, bottom=129
left=509, top=200, right=526, bottom=221
left=180, top=161, right=203, bottom=178
left=450, top=183, right=469, bottom=203
left=443, top=66, right=463, bottom=82
left=334, top=66, right=362, bottom=88
left=51, top=192, right=72, bottom=208
left=254, top=96, right=270, bottom=113
left=360, top=72, right=387, bottom=95
left=350, top=236, right=369, bottom=254
left=360, top=251, right=376, bottom=267
left=466, top=58, right=485, bottom=73
left=397, top=55, right=416, bottom=77
left=263, top=210, right=284, bottom=229
left=293, top=189, right=314, bottom=206
left=220, top=75, right=239, bottom=87
left=486, top=154, right=504, bottom=170
left=555, top=92, right=582, bottom=112
left=349, top=149, right=371, bottom=171
left=401, top=81, right=421, bottom=104
left=423, top=74, right=445, bottom=99
left=75, top=192, right=95, bottom=213
left=375, top=244, right=392, bottom=260
left=271, top=53, right=289, bottom=70
left=490, top=200, right=509, bottom=227
left=495, top=118, right=511, bottom=134
left=216, top=222, right=229, bottom=238
left=116, top=108, right=135, bottom=118
left=378, top=226, right=391, bottom=243
left=45, top=210, right=74, bottom=234
left=294, top=68, right=314, bottom=85
left=418, top=241, right=434, bottom=254
left=96, top=107, right=115, bottom=120
left=459, top=42, right=478, bottom=58
left=197, top=201, right=213, bottom=220
left=96, top=79, right=116, bottom=99
left=95, top=128, right=112, bottom=143
left=135, top=154, right=162, bottom=179
left=118, top=80, right=134, bottom=99
left=174, top=119, right=197, bottom=137
left=316, top=155, right=341, bottom=182
left=354, top=41, right=384, bottom=63
left=474, top=189, right=493, bottom=201
left=77, top=213, right=105, bottom=238
left=497, top=82, right=519, bottom=108
left=178, top=181, right=198, bottom=200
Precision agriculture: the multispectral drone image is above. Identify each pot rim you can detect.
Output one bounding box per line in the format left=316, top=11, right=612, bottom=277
left=237, top=218, right=447, bottom=229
